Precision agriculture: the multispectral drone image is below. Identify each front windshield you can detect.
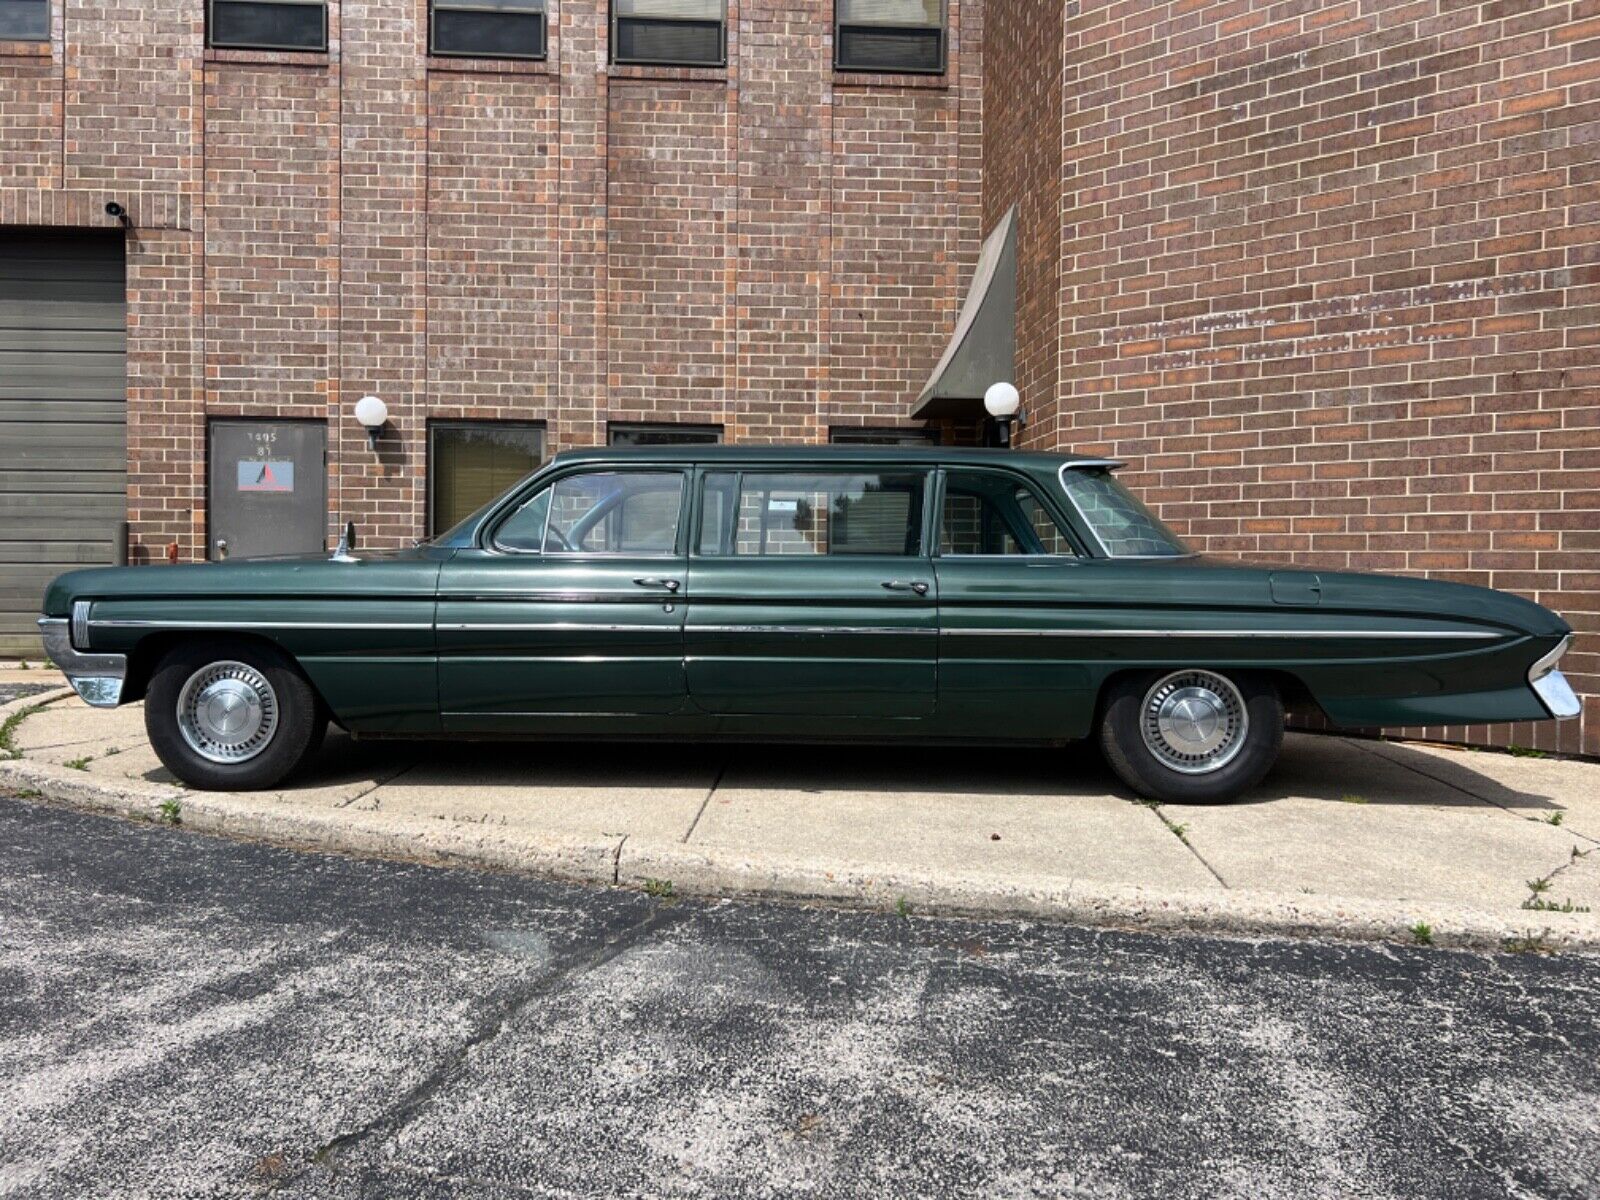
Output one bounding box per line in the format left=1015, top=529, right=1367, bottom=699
left=1058, top=468, right=1191, bottom=558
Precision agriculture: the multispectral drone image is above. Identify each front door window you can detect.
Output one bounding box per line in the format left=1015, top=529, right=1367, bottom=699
left=493, top=471, right=684, bottom=555
left=940, top=470, right=1076, bottom=556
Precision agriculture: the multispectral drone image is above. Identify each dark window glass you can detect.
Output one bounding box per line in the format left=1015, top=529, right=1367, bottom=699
left=0, top=0, right=49, bottom=41
left=829, top=426, right=940, bottom=445
left=835, top=0, right=943, bottom=73
left=612, top=0, right=723, bottom=66
left=699, top=471, right=925, bottom=557
left=608, top=422, right=722, bottom=447
left=940, top=470, right=1075, bottom=556
left=429, top=422, right=545, bottom=534
left=209, top=0, right=327, bottom=51
left=431, top=0, right=546, bottom=59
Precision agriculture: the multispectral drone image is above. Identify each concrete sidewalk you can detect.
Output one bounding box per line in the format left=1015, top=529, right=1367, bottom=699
left=3, top=666, right=1598, bottom=950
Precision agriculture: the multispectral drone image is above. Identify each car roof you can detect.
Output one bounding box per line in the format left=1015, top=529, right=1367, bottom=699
left=548, top=445, right=1118, bottom=470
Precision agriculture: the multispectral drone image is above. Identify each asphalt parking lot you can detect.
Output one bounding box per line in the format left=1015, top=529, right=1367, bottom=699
left=2, top=796, right=1597, bottom=1199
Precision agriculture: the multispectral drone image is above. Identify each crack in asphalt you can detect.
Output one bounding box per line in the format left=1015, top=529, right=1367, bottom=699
left=297, top=903, right=687, bottom=1185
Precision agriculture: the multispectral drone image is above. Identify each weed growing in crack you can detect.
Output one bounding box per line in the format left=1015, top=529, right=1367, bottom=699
left=1522, top=897, right=1590, bottom=914
left=157, top=799, right=182, bottom=826
left=1527, top=877, right=1553, bottom=895
left=1545, top=811, right=1564, bottom=826
left=895, top=896, right=912, bottom=919
left=0, top=701, right=48, bottom=761
left=1410, top=922, right=1434, bottom=946
left=64, top=756, right=91, bottom=771
left=1502, top=930, right=1554, bottom=955
left=642, top=878, right=676, bottom=900
left=1340, top=794, right=1368, bottom=804
left=1507, top=745, right=1548, bottom=759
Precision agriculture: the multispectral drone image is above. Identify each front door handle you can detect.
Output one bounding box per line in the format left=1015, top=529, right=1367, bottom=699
left=633, top=577, right=680, bottom=592
left=881, top=579, right=929, bottom=596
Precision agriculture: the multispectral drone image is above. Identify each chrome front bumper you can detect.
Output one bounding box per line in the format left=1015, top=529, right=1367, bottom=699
left=37, top=615, right=126, bottom=708
left=1529, top=636, right=1581, bottom=720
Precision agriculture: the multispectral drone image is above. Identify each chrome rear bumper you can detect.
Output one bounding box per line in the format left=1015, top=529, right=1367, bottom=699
left=37, top=616, right=126, bottom=708
left=1529, top=636, right=1580, bottom=720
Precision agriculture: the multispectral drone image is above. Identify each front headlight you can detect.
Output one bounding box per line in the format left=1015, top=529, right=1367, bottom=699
left=1528, top=636, right=1580, bottom=719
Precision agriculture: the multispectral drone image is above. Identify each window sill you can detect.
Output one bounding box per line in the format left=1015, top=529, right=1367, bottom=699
left=204, top=46, right=331, bottom=68
left=0, top=39, right=53, bottom=59
left=833, top=70, right=949, bottom=90
left=426, top=54, right=553, bottom=76
left=607, top=63, right=727, bottom=83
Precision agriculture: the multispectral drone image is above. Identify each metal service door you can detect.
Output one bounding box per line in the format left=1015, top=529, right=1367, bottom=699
left=208, top=421, right=327, bottom=560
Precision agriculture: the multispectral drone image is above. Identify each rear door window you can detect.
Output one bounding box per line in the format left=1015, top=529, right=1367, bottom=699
left=697, top=471, right=927, bottom=556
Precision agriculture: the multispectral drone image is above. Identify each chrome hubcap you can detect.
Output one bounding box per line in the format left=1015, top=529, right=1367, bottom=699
left=1140, top=670, right=1248, bottom=775
left=176, top=662, right=277, bottom=764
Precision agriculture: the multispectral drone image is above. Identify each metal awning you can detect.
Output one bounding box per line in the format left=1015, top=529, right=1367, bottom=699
left=911, top=206, right=1016, bottom=420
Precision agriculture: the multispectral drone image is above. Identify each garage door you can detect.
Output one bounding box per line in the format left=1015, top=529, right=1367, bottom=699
left=0, top=229, right=127, bottom=657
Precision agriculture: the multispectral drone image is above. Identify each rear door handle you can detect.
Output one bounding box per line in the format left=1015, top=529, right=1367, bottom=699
left=881, top=579, right=930, bottom=596
left=633, top=577, right=681, bottom=592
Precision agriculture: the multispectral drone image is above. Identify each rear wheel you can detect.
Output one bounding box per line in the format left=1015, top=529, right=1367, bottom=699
left=145, top=640, right=325, bottom=791
left=1098, top=668, right=1283, bottom=804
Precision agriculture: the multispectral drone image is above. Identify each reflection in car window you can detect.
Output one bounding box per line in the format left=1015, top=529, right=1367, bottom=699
left=698, top=471, right=925, bottom=556
left=1059, top=469, right=1190, bottom=557
left=495, top=472, right=683, bottom=554
left=493, top=486, right=551, bottom=551
left=940, top=470, right=1075, bottom=556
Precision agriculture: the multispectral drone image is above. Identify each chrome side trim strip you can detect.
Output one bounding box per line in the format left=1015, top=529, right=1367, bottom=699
left=943, top=628, right=1502, bottom=640
left=689, top=625, right=936, bottom=636
left=439, top=592, right=672, bottom=604
left=438, top=623, right=673, bottom=633
left=90, top=619, right=433, bottom=631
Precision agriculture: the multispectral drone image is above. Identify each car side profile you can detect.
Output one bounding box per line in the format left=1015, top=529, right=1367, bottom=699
left=40, top=446, right=1579, bottom=803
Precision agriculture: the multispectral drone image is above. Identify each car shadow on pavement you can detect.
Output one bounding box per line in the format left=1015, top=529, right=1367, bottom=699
left=143, top=726, right=1563, bottom=813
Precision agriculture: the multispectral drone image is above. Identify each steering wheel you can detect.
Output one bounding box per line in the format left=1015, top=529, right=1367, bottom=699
left=543, top=524, right=575, bottom=553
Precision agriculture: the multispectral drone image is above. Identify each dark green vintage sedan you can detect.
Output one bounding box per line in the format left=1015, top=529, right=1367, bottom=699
left=40, top=446, right=1579, bottom=802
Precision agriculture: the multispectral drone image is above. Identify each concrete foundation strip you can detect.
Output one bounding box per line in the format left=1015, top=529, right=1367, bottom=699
left=2, top=754, right=1596, bottom=954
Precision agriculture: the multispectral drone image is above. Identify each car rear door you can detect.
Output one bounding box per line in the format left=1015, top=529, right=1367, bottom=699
left=685, top=466, right=937, bottom=719
left=435, top=467, right=689, bottom=727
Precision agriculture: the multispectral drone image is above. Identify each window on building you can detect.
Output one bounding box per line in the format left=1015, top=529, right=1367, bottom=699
left=610, top=0, right=724, bottom=67
left=0, top=0, right=49, bottom=41
left=608, top=422, right=723, bottom=446
left=940, top=469, right=1076, bottom=556
left=698, top=471, right=926, bottom=557
left=429, top=421, right=545, bottom=535
left=208, top=0, right=328, bottom=51
left=430, top=0, right=546, bottom=59
left=829, top=426, right=940, bottom=446
left=835, top=0, right=944, bottom=74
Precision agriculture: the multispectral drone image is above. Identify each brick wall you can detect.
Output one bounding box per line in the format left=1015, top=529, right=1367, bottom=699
left=2, top=0, right=983, bottom=550
left=1004, top=0, right=1600, bottom=755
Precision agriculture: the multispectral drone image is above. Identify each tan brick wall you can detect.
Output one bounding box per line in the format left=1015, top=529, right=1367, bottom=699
left=994, top=0, right=1600, bottom=755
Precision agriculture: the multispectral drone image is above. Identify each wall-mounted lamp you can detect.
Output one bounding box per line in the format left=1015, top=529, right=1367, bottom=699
left=983, top=381, right=1022, bottom=448
left=354, top=395, right=388, bottom=451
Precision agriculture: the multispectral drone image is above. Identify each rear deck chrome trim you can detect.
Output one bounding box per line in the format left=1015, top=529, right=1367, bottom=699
left=943, top=627, right=1501, bottom=640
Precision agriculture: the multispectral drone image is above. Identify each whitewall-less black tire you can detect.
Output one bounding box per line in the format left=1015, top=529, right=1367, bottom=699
left=145, top=639, right=326, bottom=791
left=1097, top=669, right=1283, bottom=804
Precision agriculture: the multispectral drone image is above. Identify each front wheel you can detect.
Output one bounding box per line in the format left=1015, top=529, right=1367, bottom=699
left=145, top=640, right=325, bottom=791
left=1098, top=669, right=1283, bottom=804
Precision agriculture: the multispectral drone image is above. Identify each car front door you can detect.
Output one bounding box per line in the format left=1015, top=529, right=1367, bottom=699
left=931, top=466, right=1098, bottom=740
left=685, top=467, right=937, bottom=720
left=436, top=468, right=690, bottom=728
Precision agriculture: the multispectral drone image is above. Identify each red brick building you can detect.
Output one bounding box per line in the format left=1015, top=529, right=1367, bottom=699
left=2, top=0, right=1597, bottom=755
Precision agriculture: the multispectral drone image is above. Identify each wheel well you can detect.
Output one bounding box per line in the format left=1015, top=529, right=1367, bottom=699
left=1090, top=666, right=1325, bottom=725
left=122, top=631, right=329, bottom=718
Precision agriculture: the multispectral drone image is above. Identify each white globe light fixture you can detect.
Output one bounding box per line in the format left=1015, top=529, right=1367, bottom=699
left=983, top=381, right=1022, bottom=447
left=354, top=394, right=388, bottom=451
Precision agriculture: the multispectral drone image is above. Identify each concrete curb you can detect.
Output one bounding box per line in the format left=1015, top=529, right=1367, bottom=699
left=0, top=684, right=74, bottom=726
left=4, top=756, right=1597, bottom=953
